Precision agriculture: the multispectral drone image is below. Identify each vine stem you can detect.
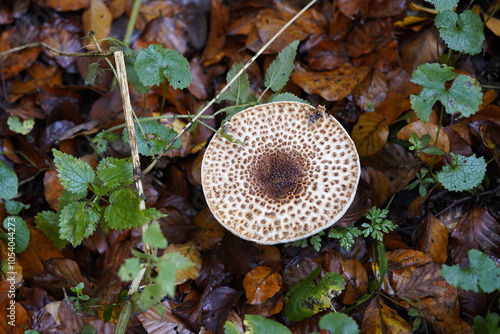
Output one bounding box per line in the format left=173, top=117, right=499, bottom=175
left=142, top=0, right=319, bottom=174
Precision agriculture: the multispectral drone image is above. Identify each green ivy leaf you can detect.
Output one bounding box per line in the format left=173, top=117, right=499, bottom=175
left=52, top=149, right=95, bottom=195
left=265, top=40, right=299, bottom=92
left=410, top=63, right=482, bottom=122
left=104, top=188, right=151, bottom=229
left=2, top=216, right=30, bottom=253
left=244, top=314, right=292, bottom=334
left=123, top=119, right=181, bottom=156
left=0, top=160, right=18, bottom=200
left=143, top=221, right=168, bottom=249
left=96, top=157, right=134, bottom=191
left=285, top=267, right=345, bottom=321
left=437, top=153, right=487, bottom=192
left=424, top=0, right=458, bottom=11
left=267, top=92, right=309, bottom=104
left=59, top=202, right=100, bottom=247
left=441, top=249, right=500, bottom=293
left=134, top=44, right=192, bottom=89
left=7, top=116, right=35, bottom=135
left=435, top=10, right=485, bottom=55
left=34, top=211, right=67, bottom=250
left=319, top=313, right=360, bottom=334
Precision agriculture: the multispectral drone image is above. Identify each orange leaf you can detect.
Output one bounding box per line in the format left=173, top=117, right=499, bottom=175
left=82, top=0, right=112, bottom=47
left=361, top=296, right=412, bottom=334
left=45, top=0, right=89, bottom=11
left=422, top=303, right=474, bottom=334
left=193, top=207, right=226, bottom=251
left=291, top=64, right=370, bottom=101
left=352, top=112, right=388, bottom=156
left=243, top=266, right=282, bottom=305
left=164, top=243, right=202, bottom=284
left=417, top=214, right=449, bottom=263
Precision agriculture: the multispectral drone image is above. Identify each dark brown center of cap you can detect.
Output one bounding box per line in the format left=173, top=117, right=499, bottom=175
left=250, top=149, right=308, bottom=201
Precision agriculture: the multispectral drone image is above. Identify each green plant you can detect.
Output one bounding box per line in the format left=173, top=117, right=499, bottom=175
left=69, top=282, right=100, bottom=315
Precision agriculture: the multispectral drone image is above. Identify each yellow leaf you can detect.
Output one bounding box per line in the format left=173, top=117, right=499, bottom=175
left=164, top=243, right=201, bottom=284
left=352, top=112, right=388, bottom=156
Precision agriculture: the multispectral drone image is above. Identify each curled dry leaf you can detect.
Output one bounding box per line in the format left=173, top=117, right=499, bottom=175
left=243, top=266, right=282, bottom=305
left=417, top=214, right=449, bottom=263
left=352, top=111, right=388, bottom=156
left=361, top=296, right=412, bottom=334
left=291, top=64, right=370, bottom=101
left=397, top=120, right=450, bottom=164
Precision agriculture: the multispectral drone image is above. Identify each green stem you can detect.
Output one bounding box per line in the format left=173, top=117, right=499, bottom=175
left=124, top=0, right=142, bottom=46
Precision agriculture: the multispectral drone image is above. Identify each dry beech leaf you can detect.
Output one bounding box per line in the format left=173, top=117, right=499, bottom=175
left=417, top=214, right=449, bottom=263
left=361, top=296, right=412, bottom=334
left=291, top=64, right=370, bottom=101
left=82, top=0, right=112, bottom=47
left=43, top=168, right=64, bottom=211
left=193, top=207, right=226, bottom=251
left=164, top=243, right=202, bottom=284
left=138, top=300, right=192, bottom=334
left=337, top=0, right=362, bottom=18
left=397, top=120, right=450, bottom=164
left=325, top=256, right=369, bottom=305
left=450, top=206, right=500, bottom=264
left=352, top=112, right=389, bottom=156
left=485, top=13, right=500, bottom=37
left=0, top=29, right=40, bottom=80
left=241, top=293, right=284, bottom=318
left=243, top=266, right=282, bottom=305
left=361, top=167, right=391, bottom=207
left=422, top=303, right=474, bottom=334
left=44, top=0, right=89, bottom=11
left=401, top=28, right=443, bottom=73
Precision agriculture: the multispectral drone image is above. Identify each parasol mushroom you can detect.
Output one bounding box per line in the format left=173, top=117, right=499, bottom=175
left=201, top=101, right=360, bottom=244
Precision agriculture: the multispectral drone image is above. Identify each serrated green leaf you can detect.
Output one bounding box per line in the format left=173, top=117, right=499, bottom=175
left=225, top=62, right=251, bottom=104
left=134, top=44, right=192, bottom=89
left=0, top=160, right=18, bottom=200
left=473, top=313, right=500, bottom=334
left=118, top=257, right=141, bottom=281
left=96, top=157, right=133, bottom=190
left=424, top=0, right=458, bottom=11
left=265, top=40, right=299, bottom=92
left=123, top=119, right=181, bottom=156
left=285, top=267, right=345, bottom=321
left=412, top=63, right=457, bottom=87
left=437, top=153, right=487, bottom=192
left=4, top=200, right=29, bottom=215
left=267, top=92, right=309, bottom=104
left=435, top=10, right=485, bottom=55
left=104, top=188, right=150, bottom=229
left=244, top=314, right=292, bottom=334
left=34, top=211, right=68, bottom=250
left=441, top=249, right=500, bottom=293
left=59, top=202, right=100, bottom=247
left=319, top=312, right=360, bottom=334
left=143, top=221, right=167, bottom=248
left=124, top=53, right=150, bottom=94
left=52, top=149, right=95, bottom=195
left=7, top=116, right=35, bottom=135
left=2, top=216, right=30, bottom=253
left=442, top=74, right=482, bottom=118
left=92, top=131, right=118, bottom=154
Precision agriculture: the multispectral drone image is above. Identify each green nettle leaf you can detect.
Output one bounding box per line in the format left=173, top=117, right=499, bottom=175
left=134, top=44, right=192, bottom=89
left=143, top=221, right=168, bottom=248
left=437, top=153, right=487, bottom=192
left=96, top=157, right=134, bottom=190
left=435, top=10, right=485, bottom=55
left=123, top=119, right=181, bottom=156
left=244, top=314, right=292, bottom=334
left=0, top=160, right=18, bottom=200
left=410, top=63, right=482, bottom=122
left=267, top=92, right=309, bottom=104
left=318, top=313, right=360, bottom=334
left=118, top=257, right=141, bottom=281
left=441, top=249, right=500, bottom=293
left=265, top=40, right=299, bottom=92
left=424, top=0, right=458, bottom=11
left=34, top=211, right=68, bottom=250
left=124, top=53, right=150, bottom=94
left=285, top=267, right=345, bottom=321
left=5, top=200, right=29, bottom=215
left=104, top=188, right=151, bottom=229
left=473, top=313, right=500, bottom=334
left=224, top=62, right=251, bottom=104
left=7, top=116, right=35, bottom=135
left=59, top=202, right=100, bottom=247
left=2, top=216, right=30, bottom=253
left=52, top=149, right=95, bottom=195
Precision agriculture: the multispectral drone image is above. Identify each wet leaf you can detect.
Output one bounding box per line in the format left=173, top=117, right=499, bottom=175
left=361, top=296, right=412, bottom=334
left=243, top=266, right=282, bottom=305
left=352, top=112, right=388, bottom=156
left=82, top=0, right=112, bottom=44
left=417, top=214, right=448, bottom=263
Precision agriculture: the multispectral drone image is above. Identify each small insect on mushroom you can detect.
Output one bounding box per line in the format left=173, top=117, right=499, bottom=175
left=201, top=101, right=360, bottom=244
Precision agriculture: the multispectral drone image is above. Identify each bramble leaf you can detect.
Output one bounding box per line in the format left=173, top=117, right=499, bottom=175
left=441, top=249, right=500, bottom=293
left=435, top=10, right=484, bottom=55
left=123, top=119, right=180, bottom=156
left=265, top=40, right=299, bottom=93
left=134, top=44, right=192, bottom=89
left=52, top=149, right=95, bottom=195
left=0, top=160, right=18, bottom=200
left=59, top=202, right=100, bottom=247
left=437, top=153, right=486, bottom=192
left=34, top=211, right=68, bottom=250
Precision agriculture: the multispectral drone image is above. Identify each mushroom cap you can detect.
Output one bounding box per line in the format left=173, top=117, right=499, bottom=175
left=201, top=102, right=360, bottom=244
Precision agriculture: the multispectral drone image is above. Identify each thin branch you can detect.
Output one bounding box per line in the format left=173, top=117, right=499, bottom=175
left=0, top=42, right=114, bottom=58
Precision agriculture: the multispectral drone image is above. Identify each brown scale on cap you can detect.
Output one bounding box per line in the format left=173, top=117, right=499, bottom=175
left=202, top=102, right=360, bottom=244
